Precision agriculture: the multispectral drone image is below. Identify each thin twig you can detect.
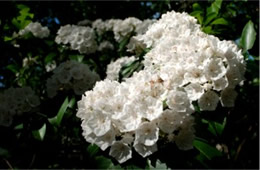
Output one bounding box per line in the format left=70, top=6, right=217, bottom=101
left=3, top=158, right=13, bottom=170
left=29, top=154, right=36, bottom=168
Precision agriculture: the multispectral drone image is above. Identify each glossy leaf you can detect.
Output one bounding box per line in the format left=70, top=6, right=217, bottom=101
left=210, top=18, right=229, bottom=25
left=190, top=11, right=204, bottom=25
left=48, top=97, right=69, bottom=126
left=14, top=123, right=23, bottom=130
left=95, top=156, right=114, bottom=169
left=32, top=123, right=46, bottom=141
left=206, top=0, right=222, bottom=15
left=69, top=54, right=85, bottom=62
left=193, top=139, right=222, bottom=160
left=87, top=144, right=99, bottom=157
left=203, top=13, right=218, bottom=26
left=241, top=20, right=256, bottom=52
left=192, top=3, right=203, bottom=11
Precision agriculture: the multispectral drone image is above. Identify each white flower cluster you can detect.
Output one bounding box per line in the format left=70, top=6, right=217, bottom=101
left=91, top=18, right=155, bottom=41
left=0, top=87, right=40, bottom=127
left=77, top=11, right=245, bottom=163
left=46, top=60, right=100, bottom=97
left=55, top=25, right=98, bottom=54
left=139, top=11, right=245, bottom=110
left=127, top=19, right=156, bottom=54
left=19, top=22, right=50, bottom=38
left=106, top=56, right=137, bottom=81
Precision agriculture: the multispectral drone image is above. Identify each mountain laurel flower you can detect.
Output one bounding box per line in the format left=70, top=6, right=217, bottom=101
left=198, top=90, right=219, bottom=111
left=46, top=60, right=100, bottom=97
left=55, top=25, right=97, bottom=54
left=77, top=10, right=245, bottom=164
left=0, top=87, right=40, bottom=127
left=220, top=88, right=238, bottom=107
left=19, top=22, right=50, bottom=38
left=135, top=122, right=159, bottom=146
left=109, top=141, right=132, bottom=163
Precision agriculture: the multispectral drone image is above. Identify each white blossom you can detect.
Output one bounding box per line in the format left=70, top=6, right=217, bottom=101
left=157, top=109, right=183, bottom=134
left=184, top=83, right=204, bottom=101
left=109, top=141, right=132, bottom=163
left=134, top=141, right=157, bottom=158
left=19, top=22, right=50, bottom=38
left=135, top=122, right=159, bottom=146
left=198, top=90, right=219, bottom=111
left=55, top=25, right=97, bottom=54
left=220, top=88, right=238, bottom=107
left=77, top=10, right=245, bottom=164
left=0, top=87, right=40, bottom=127
left=46, top=60, right=100, bottom=97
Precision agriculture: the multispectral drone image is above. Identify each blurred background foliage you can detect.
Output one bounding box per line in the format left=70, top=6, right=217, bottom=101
left=0, top=0, right=259, bottom=169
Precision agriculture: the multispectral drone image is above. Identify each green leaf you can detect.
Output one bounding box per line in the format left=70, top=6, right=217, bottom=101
left=95, top=156, right=114, bottom=169
left=87, top=144, right=99, bottom=157
left=0, top=147, right=9, bottom=157
left=148, top=160, right=169, bottom=169
left=202, top=26, right=213, bottom=34
left=6, top=64, right=19, bottom=74
left=206, top=0, right=222, bottom=15
left=69, top=54, right=85, bottom=62
left=32, top=123, right=46, bottom=141
left=48, top=97, right=69, bottom=126
left=190, top=11, right=204, bottom=25
left=44, top=52, right=56, bottom=64
left=240, top=20, right=256, bottom=52
left=193, top=139, right=222, bottom=160
left=203, top=13, right=218, bottom=26
left=14, top=123, right=23, bottom=130
left=210, top=18, right=229, bottom=25
left=192, top=3, right=203, bottom=11
left=195, top=153, right=209, bottom=168
left=202, top=118, right=226, bottom=136
left=68, top=97, right=76, bottom=108
left=118, top=36, right=130, bottom=53
left=4, top=36, right=13, bottom=41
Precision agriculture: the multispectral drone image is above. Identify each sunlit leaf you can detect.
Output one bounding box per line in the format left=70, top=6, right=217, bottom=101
left=190, top=11, right=204, bottom=25
left=241, top=20, right=256, bottom=52
left=203, top=13, right=218, bottom=26
left=206, top=0, right=222, bottom=15
left=210, top=18, right=229, bottom=25
left=32, top=123, right=46, bottom=141
left=192, top=3, right=203, bottom=11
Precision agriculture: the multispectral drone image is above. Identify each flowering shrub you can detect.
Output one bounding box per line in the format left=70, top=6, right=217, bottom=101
left=18, top=22, right=50, bottom=38
left=55, top=25, right=98, bottom=54
left=76, top=10, right=246, bottom=163
left=47, top=60, right=100, bottom=97
left=0, top=87, right=40, bottom=126
left=0, top=1, right=258, bottom=169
